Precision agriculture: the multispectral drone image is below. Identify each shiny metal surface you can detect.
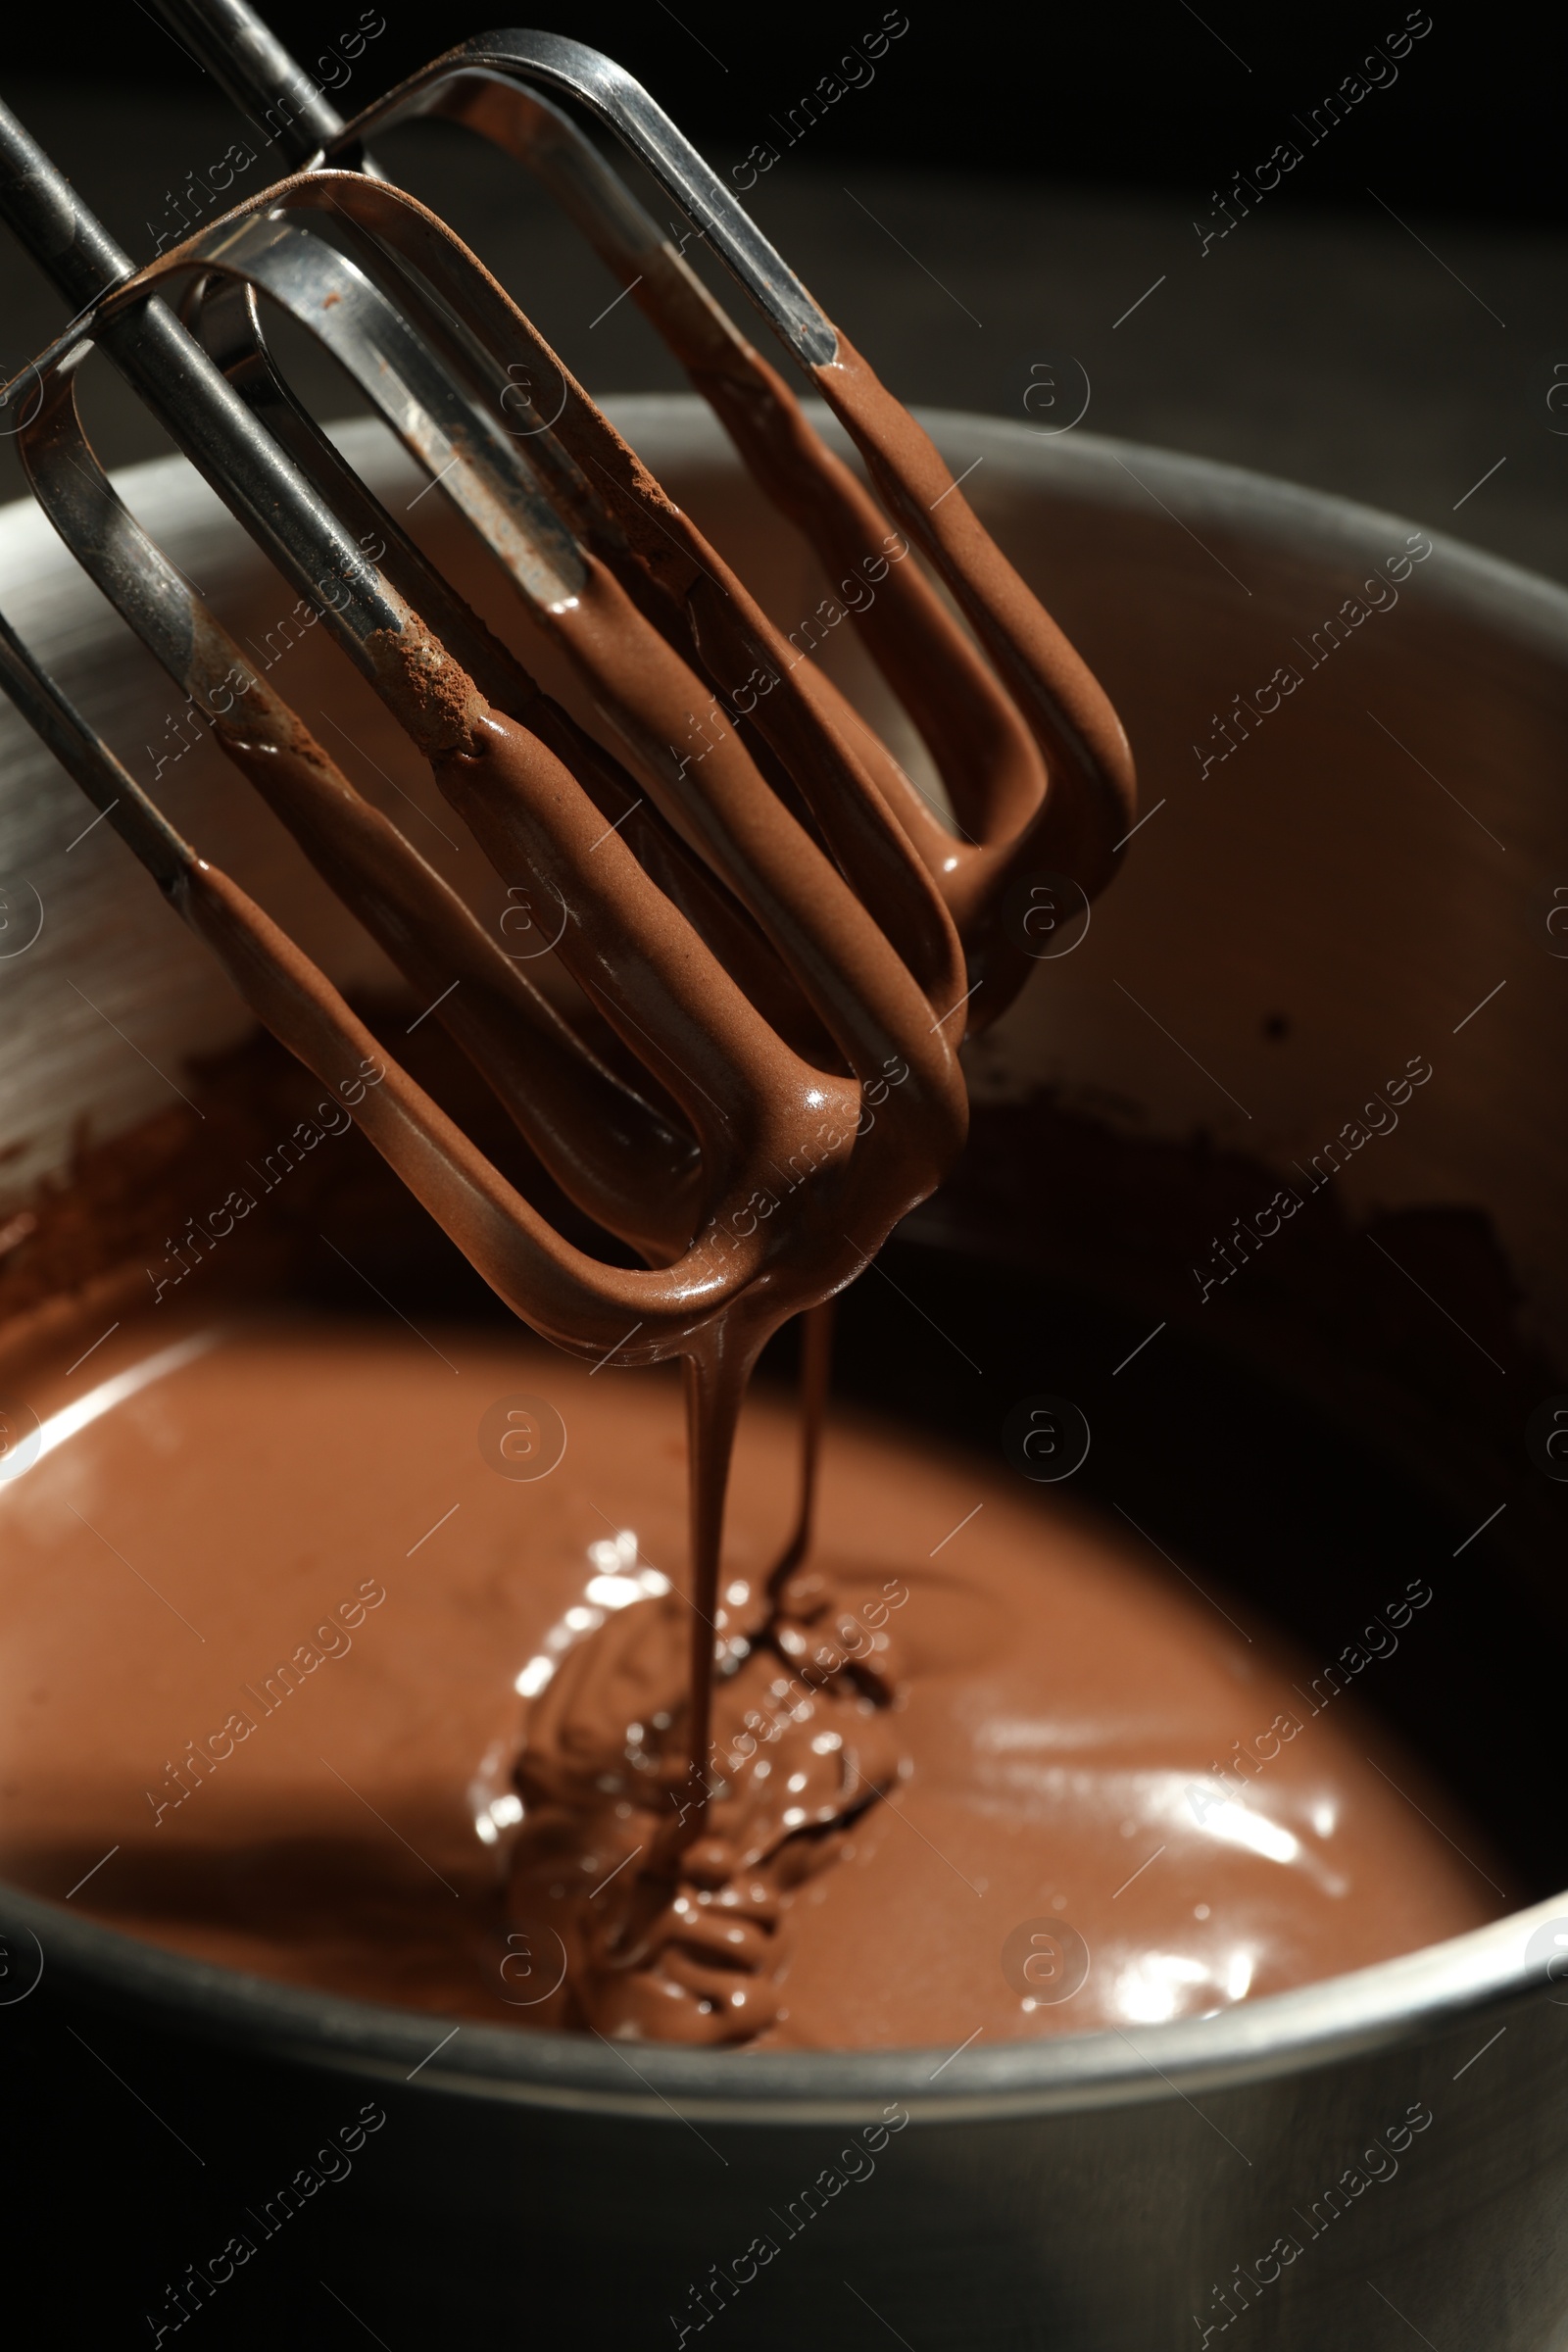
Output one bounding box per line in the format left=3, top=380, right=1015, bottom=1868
left=153, top=0, right=354, bottom=168
left=350, top=29, right=840, bottom=368
left=154, top=1, right=836, bottom=364
left=0, top=97, right=414, bottom=670
left=0, top=403, right=1564, bottom=2345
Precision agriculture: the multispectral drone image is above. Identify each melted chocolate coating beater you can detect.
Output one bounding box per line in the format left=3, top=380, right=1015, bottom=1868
left=0, top=24, right=1134, bottom=2039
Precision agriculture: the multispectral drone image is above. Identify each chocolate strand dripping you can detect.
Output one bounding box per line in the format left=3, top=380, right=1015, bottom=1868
left=681, top=1345, right=746, bottom=1845
left=679, top=1295, right=834, bottom=1843
left=769, top=1299, right=836, bottom=1598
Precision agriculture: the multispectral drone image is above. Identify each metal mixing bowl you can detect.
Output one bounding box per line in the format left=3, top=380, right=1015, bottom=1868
left=1, top=400, right=1565, bottom=2348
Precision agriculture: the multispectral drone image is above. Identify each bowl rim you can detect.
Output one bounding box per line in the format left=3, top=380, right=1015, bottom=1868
left=1, top=1873, right=1559, bottom=2123
left=1, top=399, right=1563, bottom=2124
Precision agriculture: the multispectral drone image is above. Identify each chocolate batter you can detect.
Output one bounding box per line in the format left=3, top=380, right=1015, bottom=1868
left=0, top=1312, right=1495, bottom=2047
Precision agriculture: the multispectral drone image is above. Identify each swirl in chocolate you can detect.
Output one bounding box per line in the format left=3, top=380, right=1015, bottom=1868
left=508, top=1559, right=905, bottom=2042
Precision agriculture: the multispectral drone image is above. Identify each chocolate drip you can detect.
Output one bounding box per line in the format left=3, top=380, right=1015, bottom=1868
left=499, top=1298, right=859, bottom=2040
left=506, top=1504, right=906, bottom=2045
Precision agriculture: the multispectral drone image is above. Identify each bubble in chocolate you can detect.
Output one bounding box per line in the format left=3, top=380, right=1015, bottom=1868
left=0, top=878, right=43, bottom=959
left=1524, top=1918, right=1568, bottom=2003
left=1001, top=1916, right=1090, bottom=2004
left=1002, top=1395, right=1091, bottom=1482
left=0, top=1926, right=44, bottom=2005
left=478, top=1394, right=567, bottom=1482
left=1546, top=885, right=1568, bottom=957
left=0, top=1398, right=41, bottom=1483
left=1525, top=1396, right=1568, bottom=1482
left=1001, top=871, right=1091, bottom=961
left=497, top=1925, right=567, bottom=2006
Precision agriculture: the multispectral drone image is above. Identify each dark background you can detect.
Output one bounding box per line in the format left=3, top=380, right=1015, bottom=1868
left=3, top=2, right=1558, bottom=220
left=0, top=1, right=1562, bottom=579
